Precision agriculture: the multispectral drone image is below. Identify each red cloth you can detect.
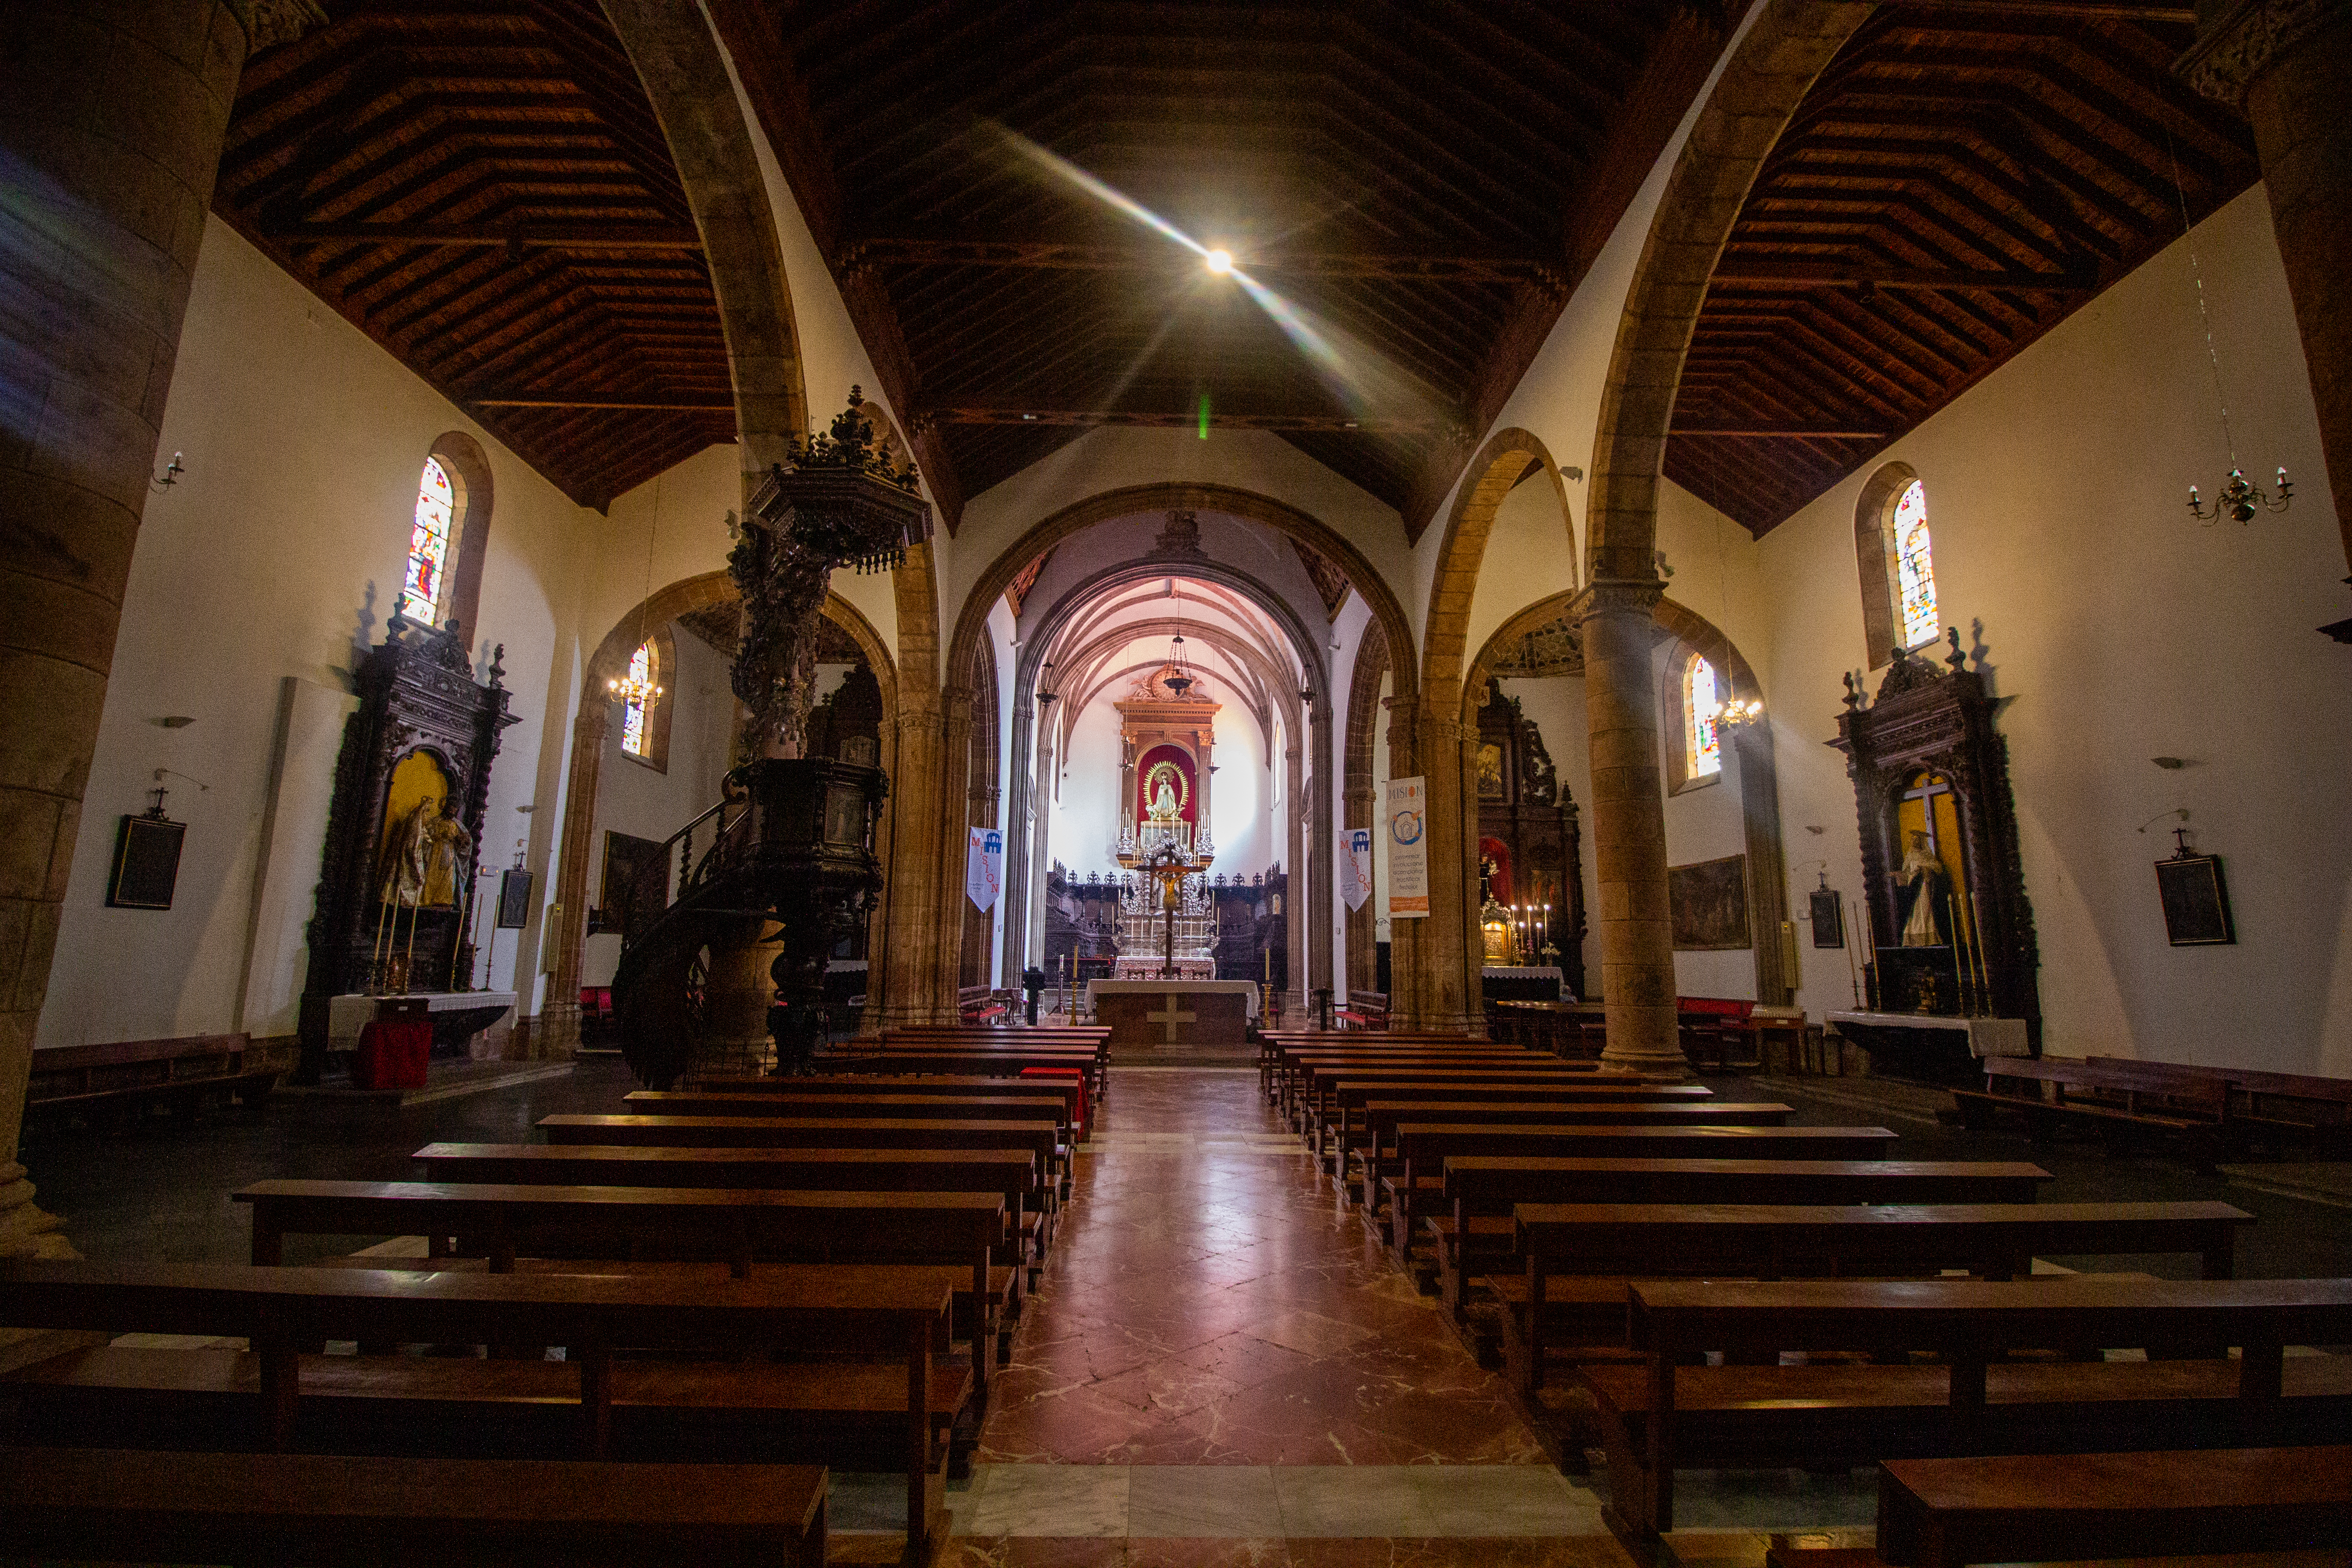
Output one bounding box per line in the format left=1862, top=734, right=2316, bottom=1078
left=353, top=1018, right=432, bottom=1091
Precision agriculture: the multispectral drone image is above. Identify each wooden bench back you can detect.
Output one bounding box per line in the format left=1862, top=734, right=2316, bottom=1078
left=1397, top=1123, right=1897, bottom=1171
left=1360, top=1101, right=1791, bottom=1141
left=537, top=1115, right=1060, bottom=1160
left=625, top=1091, right=1066, bottom=1126
left=1519, top=1200, right=2249, bottom=1282
left=414, top=1142, right=1039, bottom=1196
left=1444, top=1157, right=2051, bottom=1212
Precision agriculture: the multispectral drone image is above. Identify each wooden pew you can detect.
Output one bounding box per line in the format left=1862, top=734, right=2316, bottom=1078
left=0, top=1258, right=956, bottom=1558
left=2089, top=1055, right=2352, bottom=1154
left=690, top=1071, right=1088, bottom=1139
left=1348, top=1099, right=1793, bottom=1195
left=1269, top=1047, right=1548, bottom=1120
left=1314, top=1074, right=1713, bottom=1168
left=25, top=1032, right=280, bottom=1129
left=1298, top=1062, right=1688, bottom=1143
left=1434, top=1157, right=2053, bottom=1322
left=1861, top=1446, right=2352, bottom=1568
left=1257, top=1032, right=1509, bottom=1098
left=1954, top=1055, right=2230, bottom=1163
left=828, top=1046, right=1105, bottom=1102
left=1597, top=1274, right=2352, bottom=1537
left=541, top=1112, right=1061, bottom=1168
left=1376, top=1123, right=1900, bottom=1234
left=626, top=1089, right=1068, bottom=1135
left=1518, top=1200, right=2251, bottom=1411
left=0, top=1448, right=831, bottom=1568
left=412, top=1143, right=1041, bottom=1348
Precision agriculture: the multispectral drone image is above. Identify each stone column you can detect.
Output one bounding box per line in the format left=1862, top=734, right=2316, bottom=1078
left=2181, top=0, right=2352, bottom=570
left=1306, top=696, right=1334, bottom=1006
left=876, top=681, right=948, bottom=1027
left=1580, top=578, right=1684, bottom=1078
left=1342, top=785, right=1375, bottom=994
left=539, top=701, right=610, bottom=1058
left=0, top=0, right=268, bottom=1258
left=1380, top=699, right=1425, bottom=1027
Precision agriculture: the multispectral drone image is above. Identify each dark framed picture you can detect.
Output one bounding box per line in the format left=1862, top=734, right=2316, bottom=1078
left=2156, top=853, right=2234, bottom=946
left=1808, top=886, right=1845, bottom=949
left=496, top=867, right=536, bottom=930
left=1668, top=853, right=1751, bottom=951
left=106, top=814, right=186, bottom=909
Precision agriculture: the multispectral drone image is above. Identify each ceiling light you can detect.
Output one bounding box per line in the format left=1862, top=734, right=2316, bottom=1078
left=1204, top=249, right=1233, bottom=275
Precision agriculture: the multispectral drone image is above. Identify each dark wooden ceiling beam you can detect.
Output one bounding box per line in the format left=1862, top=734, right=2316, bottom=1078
left=1670, top=424, right=1888, bottom=438
left=273, top=221, right=702, bottom=248
left=842, top=236, right=1560, bottom=287
left=928, top=406, right=1437, bottom=435
left=1708, top=259, right=2095, bottom=291
left=466, top=395, right=736, bottom=409
left=1873, top=2, right=2192, bottom=18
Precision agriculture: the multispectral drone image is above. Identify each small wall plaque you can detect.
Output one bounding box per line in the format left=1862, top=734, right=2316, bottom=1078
left=2156, top=851, right=2234, bottom=946
left=496, top=867, right=535, bottom=930
left=107, top=814, right=186, bottom=909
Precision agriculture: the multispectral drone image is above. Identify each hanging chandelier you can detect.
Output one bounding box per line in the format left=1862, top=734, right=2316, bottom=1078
left=1708, top=663, right=1764, bottom=732
left=2188, top=466, right=2293, bottom=524
left=606, top=658, right=663, bottom=708
left=1162, top=583, right=1195, bottom=696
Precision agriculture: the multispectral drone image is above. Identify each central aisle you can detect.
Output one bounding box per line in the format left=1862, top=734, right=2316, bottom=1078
left=948, top=1066, right=1633, bottom=1562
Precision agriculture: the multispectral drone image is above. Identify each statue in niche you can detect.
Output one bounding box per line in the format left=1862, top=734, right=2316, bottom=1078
left=1895, top=828, right=1953, bottom=947
left=1149, top=775, right=1181, bottom=821
left=378, top=796, right=472, bottom=910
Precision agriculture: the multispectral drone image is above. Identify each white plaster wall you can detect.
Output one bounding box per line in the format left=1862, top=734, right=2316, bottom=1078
left=1651, top=640, right=1754, bottom=1001
left=37, top=220, right=584, bottom=1047
left=1754, top=187, right=2350, bottom=1074
left=1464, top=476, right=1581, bottom=672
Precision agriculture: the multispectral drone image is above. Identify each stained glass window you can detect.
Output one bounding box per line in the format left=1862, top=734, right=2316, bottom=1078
left=1892, top=478, right=1938, bottom=649
left=402, top=456, right=456, bottom=624
left=1685, top=655, right=1721, bottom=779
left=620, top=642, right=652, bottom=757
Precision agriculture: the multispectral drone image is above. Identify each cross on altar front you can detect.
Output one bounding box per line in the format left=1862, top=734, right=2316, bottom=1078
left=1145, top=995, right=1196, bottom=1043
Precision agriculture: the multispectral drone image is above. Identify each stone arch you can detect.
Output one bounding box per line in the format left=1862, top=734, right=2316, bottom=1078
left=548, top=572, right=898, bottom=1048
left=1586, top=0, right=1869, bottom=579
left=947, top=483, right=1418, bottom=708
left=1421, top=426, right=1577, bottom=704
left=426, top=431, right=495, bottom=642
left=1854, top=459, right=1923, bottom=670
left=596, top=0, right=808, bottom=471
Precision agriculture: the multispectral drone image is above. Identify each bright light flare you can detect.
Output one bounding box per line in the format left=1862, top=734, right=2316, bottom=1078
left=1204, top=248, right=1234, bottom=274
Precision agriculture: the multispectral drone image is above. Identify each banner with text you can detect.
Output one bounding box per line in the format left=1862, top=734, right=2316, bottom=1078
left=966, top=826, right=1003, bottom=912
left=1341, top=827, right=1373, bottom=911
left=1384, top=777, right=1429, bottom=918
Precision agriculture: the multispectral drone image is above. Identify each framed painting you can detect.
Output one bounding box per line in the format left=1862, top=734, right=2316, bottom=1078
left=1669, top=853, right=1751, bottom=951
left=1808, top=886, right=1845, bottom=949
left=107, top=814, right=185, bottom=909
left=2155, top=853, right=2234, bottom=946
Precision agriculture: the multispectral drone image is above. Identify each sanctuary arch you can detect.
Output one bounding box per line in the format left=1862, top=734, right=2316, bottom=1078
left=945, top=483, right=1423, bottom=1022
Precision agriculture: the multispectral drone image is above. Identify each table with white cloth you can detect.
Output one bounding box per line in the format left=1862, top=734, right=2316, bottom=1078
left=1826, top=1009, right=2031, bottom=1085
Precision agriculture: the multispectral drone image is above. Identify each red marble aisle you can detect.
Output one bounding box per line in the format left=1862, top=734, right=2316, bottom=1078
left=977, top=1067, right=1544, bottom=1468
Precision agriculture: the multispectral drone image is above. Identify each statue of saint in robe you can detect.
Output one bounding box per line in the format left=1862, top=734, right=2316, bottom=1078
left=1895, top=828, right=1952, bottom=947
left=1148, top=776, right=1181, bottom=821
left=379, top=797, right=473, bottom=909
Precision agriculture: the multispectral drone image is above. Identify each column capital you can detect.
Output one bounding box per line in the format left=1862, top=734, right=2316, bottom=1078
left=230, top=0, right=328, bottom=53
left=2178, top=0, right=2352, bottom=105
left=1578, top=576, right=1666, bottom=622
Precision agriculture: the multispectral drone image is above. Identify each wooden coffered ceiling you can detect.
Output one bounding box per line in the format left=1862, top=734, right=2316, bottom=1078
left=215, top=0, right=731, bottom=510
left=708, top=0, right=1735, bottom=535
left=1669, top=2, right=2257, bottom=534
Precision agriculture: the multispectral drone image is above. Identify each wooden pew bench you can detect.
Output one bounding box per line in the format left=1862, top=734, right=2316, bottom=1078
left=1272, top=1047, right=1544, bottom=1122
left=1514, top=1200, right=2249, bottom=1406
left=1375, top=1123, right=1900, bottom=1240
left=0, top=1447, right=830, bottom=1568
left=1431, top=1158, right=2053, bottom=1323
left=1257, top=1033, right=1506, bottom=1100
left=2090, top=1055, right=2352, bottom=1156
left=1346, top=1099, right=1792, bottom=1197
left=25, top=1033, right=280, bottom=1130
left=957, top=985, right=1010, bottom=1025
left=540, top=1114, right=1069, bottom=1199
left=690, top=1071, right=1089, bottom=1140
left=1293, top=1058, right=1669, bottom=1144
left=1954, top=1056, right=2230, bottom=1163
left=1829, top=1445, right=2352, bottom=1568
left=826, top=1045, right=1106, bottom=1103
left=1314, top=1075, right=1713, bottom=1170
left=412, top=1143, right=1040, bottom=1352
left=1594, top=1274, right=2352, bottom=1537
left=0, top=1258, right=957, bottom=1558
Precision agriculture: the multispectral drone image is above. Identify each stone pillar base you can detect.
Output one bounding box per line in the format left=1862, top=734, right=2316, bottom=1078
left=0, top=1164, right=74, bottom=1260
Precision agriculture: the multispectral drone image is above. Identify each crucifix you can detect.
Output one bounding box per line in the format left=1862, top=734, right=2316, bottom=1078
left=1901, top=774, right=1952, bottom=853
left=1145, top=993, right=1197, bottom=1043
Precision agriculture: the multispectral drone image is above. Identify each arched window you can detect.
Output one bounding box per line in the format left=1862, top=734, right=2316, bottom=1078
left=402, top=456, right=456, bottom=623
left=1854, top=462, right=1941, bottom=667
left=1683, top=653, right=1722, bottom=782
left=1890, top=479, right=1938, bottom=650
left=619, top=642, right=655, bottom=758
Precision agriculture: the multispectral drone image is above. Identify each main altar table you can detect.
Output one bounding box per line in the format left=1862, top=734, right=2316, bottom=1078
left=1086, top=979, right=1259, bottom=1049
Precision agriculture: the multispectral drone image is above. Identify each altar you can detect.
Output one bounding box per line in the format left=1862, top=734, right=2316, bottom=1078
left=1087, top=978, right=1257, bottom=1049
left=329, top=990, right=515, bottom=1058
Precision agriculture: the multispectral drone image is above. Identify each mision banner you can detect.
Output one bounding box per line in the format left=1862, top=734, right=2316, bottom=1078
left=966, top=826, right=1003, bottom=912
left=1341, top=826, right=1373, bottom=912
left=1384, top=777, right=1429, bottom=919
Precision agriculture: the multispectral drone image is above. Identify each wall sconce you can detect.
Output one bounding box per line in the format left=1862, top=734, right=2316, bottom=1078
left=150, top=451, right=186, bottom=491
